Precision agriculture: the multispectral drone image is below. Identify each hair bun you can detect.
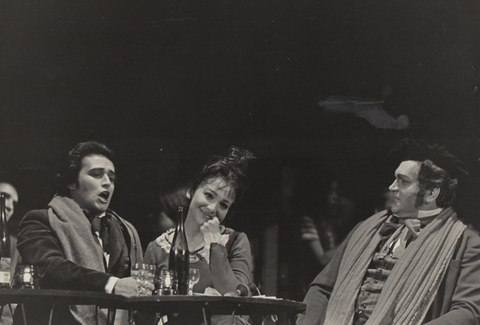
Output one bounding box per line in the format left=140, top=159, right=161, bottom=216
left=192, top=146, right=256, bottom=202
left=223, top=146, right=256, bottom=177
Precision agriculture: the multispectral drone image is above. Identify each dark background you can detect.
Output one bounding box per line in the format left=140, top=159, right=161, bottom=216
left=1, top=0, right=480, bottom=300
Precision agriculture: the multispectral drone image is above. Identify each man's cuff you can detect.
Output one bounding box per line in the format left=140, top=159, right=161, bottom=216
left=105, top=276, right=120, bottom=294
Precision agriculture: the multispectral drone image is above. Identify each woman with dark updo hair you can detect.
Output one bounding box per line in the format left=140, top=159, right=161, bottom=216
left=143, top=146, right=255, bottom=324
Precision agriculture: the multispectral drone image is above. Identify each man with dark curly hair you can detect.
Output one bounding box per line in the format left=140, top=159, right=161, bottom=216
left=15, top=141, right=153, bottom=325
left=297, top=139, right=480, bottom=325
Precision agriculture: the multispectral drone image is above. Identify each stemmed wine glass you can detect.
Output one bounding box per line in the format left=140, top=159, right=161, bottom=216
left=188, top=268, right=200, bottom=295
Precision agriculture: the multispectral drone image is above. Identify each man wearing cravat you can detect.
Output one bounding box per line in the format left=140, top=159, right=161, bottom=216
left=15, top=141, right=153, bottom=325
left=297, top=139, right=480, bottom=325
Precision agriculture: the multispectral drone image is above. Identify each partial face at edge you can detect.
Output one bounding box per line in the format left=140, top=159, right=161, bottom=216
left=188, top=177, right=235, bottom=226
left=69, top=154, right=116, bottom=217
left=0, top=183, right=18, bottom=221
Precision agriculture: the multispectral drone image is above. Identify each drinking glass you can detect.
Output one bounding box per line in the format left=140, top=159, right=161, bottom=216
left=131, top=263, right=140, bottom=281
left=156, top=269, right=175, bottom=295
left=13, top=265, right=40, bottom=289
left=188, top=268, right=200, bottom=295
left=147, top=264, right=156, bottom=286
left=139, top=263, right=149, bottom=282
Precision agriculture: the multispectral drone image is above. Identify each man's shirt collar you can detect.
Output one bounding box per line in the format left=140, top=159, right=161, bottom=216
left=390, top=207, right=443, bottom=220
left=417, top=208, right=443, bottom=219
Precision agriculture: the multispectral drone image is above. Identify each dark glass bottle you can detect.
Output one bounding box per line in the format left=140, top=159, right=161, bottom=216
left=168, top=206, right=189, bottom=295
left=0, top=193, right=11, bottom=288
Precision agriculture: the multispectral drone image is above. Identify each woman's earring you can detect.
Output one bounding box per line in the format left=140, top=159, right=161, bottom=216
left=186, top=191, right=191, bottom=199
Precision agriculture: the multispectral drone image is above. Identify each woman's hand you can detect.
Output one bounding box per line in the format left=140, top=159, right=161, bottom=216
left=200, top=217, right=221, bottom=235
left=300, top=216, right=320, bottom=242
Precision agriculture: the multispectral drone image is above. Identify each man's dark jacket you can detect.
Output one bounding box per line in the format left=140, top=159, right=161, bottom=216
left=14, top=203, right=143, bottom=325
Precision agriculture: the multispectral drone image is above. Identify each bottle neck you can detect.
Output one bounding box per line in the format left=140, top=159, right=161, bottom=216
left=177, top=208, right=185, bottom=231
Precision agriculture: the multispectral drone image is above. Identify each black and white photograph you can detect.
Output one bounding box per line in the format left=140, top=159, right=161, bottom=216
left=1, top=0, right=480, bottom=324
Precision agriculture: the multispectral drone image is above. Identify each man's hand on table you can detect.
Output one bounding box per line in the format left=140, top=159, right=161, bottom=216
left=113, top=277, right=154, bottom=297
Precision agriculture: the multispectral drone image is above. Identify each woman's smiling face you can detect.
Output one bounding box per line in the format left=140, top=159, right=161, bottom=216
left=187, top=177, right=235, bottom=226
